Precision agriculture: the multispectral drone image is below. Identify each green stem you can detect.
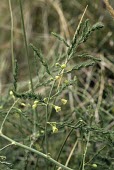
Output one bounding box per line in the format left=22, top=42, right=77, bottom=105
left=19, top=0, right=34, bottom=92
left=0, top=133, right=73, bottom=170
left=8, top=0, right=14, bottom=76
left=33, top=108, right=37, bottom=136
left=45, top=80, right=56, bottom=169
left=47, top=80, right=56, bottom=120
left=82, top=132, right=90, bottom=170
left=45, top=105, right=48, bottom=170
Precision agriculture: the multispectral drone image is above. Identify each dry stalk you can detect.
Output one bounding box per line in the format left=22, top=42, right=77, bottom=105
left=104, top=0, right=114, bottom=19
left=48, top=0, right=70, bottom=39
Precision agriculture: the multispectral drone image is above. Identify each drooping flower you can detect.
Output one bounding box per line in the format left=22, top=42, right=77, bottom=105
left=32, top=100, right=39, bottom=109
left=54, top=105, right=61, bottom=112
left=52, top=126, right=58, bottom=133
left=61, top=99, right=67, bottom=105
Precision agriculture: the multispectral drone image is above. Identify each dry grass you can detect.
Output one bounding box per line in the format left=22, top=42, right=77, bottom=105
left=104, top=0, right=114, bottom=19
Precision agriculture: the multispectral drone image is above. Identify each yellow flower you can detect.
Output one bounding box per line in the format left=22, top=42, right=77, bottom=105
left=9, top=90, right=15, bottom=99
left=32, top=100, right=39, bottom=109
left=52, top=126, right=58, bottom=133
left=9, top=91, right=13, bottom=96
left=54, top=105, right=61, bottom=112
left=34, top=100, right=39, bottom=105
left=44, top=98, right=48, bottom=103
left=61, top=63, right=66, bottom=69
left=20, top=103, right=26, bottom=107
left=32, top=104, right=36, bottom=109
left=61, top=99, right=67, bottom=105
left=55, top=75, right=60, bottom=80
left=47, top=122, right=58, bottom=133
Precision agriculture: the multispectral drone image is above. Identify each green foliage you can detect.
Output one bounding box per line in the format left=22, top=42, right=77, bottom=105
left=30, top=43, right=52, bottom=76
left=12, top=90, right=43, bottom=102
left=51, top=32, right=70, bottom=47
left=77, top=21, right=104, bottom=45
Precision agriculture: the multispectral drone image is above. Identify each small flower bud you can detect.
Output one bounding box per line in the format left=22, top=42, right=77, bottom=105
left=61, top=64, right=66, bottom=69
left=32, top=100, right=39, bottom=109
left=32, top=104, right=36, bottom=110
left=20, top=103, right=26, bottom=107
left=10, top=91, right=13, bottom=96
left=55, top=63, right=60, bottom=66
left=41, top=130, right=44, bottom=134
left=61, top=99, right=67, bottom=105
left=64, top=80, right=69, bottom=84
left=50, top=77, right=54, bottom=81
left=55, top=75, right=60, bottom=80
left=92, top=164, right=97, bottom=168
left=44, top=98, right=48, bottom=103
left=17, top=108, right=22, bottom=113
left=34, top=100, right=39, bottom=105
left=10, top=91, right=15, bottom=99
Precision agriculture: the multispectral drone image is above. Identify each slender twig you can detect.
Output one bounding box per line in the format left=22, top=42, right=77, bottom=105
left=82, top=132, right=90, bottom=170
left=45, top=80, right=56, bottom=169
left=95, top=56, right=105, bottom=122
left=57, top=5, right=88, bottom=88
left=45, top=105, right=49, bottom=170
left=0, top=143, right=13, bottom=151
left=65, top=139, right=78, bottom=167
left=33, top=108, right=37, bottom=137
left=8, top=0, right=14, bottom=76
left=19, top=0, right=34, bottom=92
left=104, top=0, right=114, bottom=19
left=0, top=99, right=19, bottom=132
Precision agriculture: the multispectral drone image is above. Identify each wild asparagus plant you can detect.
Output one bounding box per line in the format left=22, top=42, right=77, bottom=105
left=0, top=2, right=106, bottom=170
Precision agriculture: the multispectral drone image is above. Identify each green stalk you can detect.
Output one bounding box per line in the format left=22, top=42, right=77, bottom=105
left=82, top=132, right=90, bottom=170
left=8, top=0, right=14, bottom=77
left=45, top=105, right=48, bottom=170
left=19, top=0, right=34, bottom=92
left=45, top=81, right=56, bottom=169
left=33, top=107, right=37, bottom=137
